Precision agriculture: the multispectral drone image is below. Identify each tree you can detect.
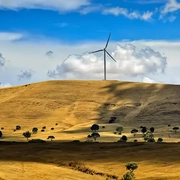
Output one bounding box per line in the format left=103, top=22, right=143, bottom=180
left=157, top=137, right=163, bottom=143
left=143, top=132, right=154, bottom=142
left=141, top=127, right=147, bottom=134
left=0, top=131, right=2, bottom=138
left=122, top=162, right=138, bottom=180
left=16, top=125, right=21, bottom=130
left=131, top=129, right=138, bottom=137
left=23, top=131, right=31, bottom=140
left=150, top=127, right=155, bottom=133
left=173, top=127, right=179, bottom=133
left=91, top=132, right=100, bottom=141
left=120, top=135, right=128, bottom=142
left=90, top=124, right=99, bottom=132
left=47, top=136, right=55, bottom=141
left=32, top=127, right=38, bottom=134
left=116, top=126, right=123, bottom=134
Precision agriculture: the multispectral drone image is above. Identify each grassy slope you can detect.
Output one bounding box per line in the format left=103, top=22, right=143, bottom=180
left=0, top=80, right=180, bottom=180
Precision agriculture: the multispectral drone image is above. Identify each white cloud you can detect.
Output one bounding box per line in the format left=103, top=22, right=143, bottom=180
left=161, top=0, right=180, bottom=14
left=102, top=7, right=153, bottom=21
left=0, top=32, right=24, bottom=41
left=48, top=43, right=167, bottom=79
left=0, top=83, right=11, bottom=88
left=0, top=0, right=90, bottom=12
left=0, top=35, right=180, bottom=85
left=143, top=77, right=156, bottom=83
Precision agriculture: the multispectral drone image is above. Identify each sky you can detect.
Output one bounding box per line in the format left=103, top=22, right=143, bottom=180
left=0, top=0, right=180, bottom=87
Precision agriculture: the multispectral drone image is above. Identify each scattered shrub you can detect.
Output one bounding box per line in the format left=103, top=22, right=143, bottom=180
left=134, top=140, right=138, bottom=142
left=116, top=126, right=123, bottom=134
left=32, top=127, right=38, bottom=134
left=23, top=131, right=31, bottom=140
left=55, top=123, right=58, bottom=126
left=150, top=127, right=155, bottom=133
left=90, top=124, right=99, bottom=132
left=1, top=127, right=4, bottom=130
left=141, top=127, right=147, bottom=134
left=16, top=125, right=21, bottom=130
left=122, top=162, right=138, bottom=180
left=131, top=129, right=138, bottom=137
left=114, top=132, right=117, bottom=134
left=28, top=139, right=46, bottom=143
left=13, top=129, right=16, bottom=132
left=51, top=127, right=54, bottom=130
left=87, top=134, right=92, bottom=138
left=102, top=126, right=105, bottom=129
left=91, top=132, right=100, bottom=141
left=173, top=127, right=179, bottom=133
left=120, top=135, right=128, bottom=142
left=157, top=137, right=163, bottom=143
left=47, top=135, right=55, bottom=141
left=42, top=126, right=46, bottom=129
left=41, top=129, right=45, bottom=132
left=168, top=124, right=171, bottom=127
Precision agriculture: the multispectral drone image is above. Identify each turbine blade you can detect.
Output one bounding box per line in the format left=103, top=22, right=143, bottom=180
left=105, top=33, right=111, bottom=49
left=105, top=50, right=117, bottom=62
left=89, top=49, right=103, bottom=54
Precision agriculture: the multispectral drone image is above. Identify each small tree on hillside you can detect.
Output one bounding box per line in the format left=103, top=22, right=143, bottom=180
left=157, top=137, right=163, bottom=143
left=116, top=126, right=123, bottom=134
left=122, top=162, right=138, bottom=180
left=91, top=132, right=100, bottom=141
left=16, top=125, right=21, bottom=130
left=173, top=127, right=179, bottom=134
left=150, top=127, right=155, bottom=133
left=32, top=127, right=38, bottom=134
left=131, top=129, right=138, bottom=137
left=90, top=124, right=99, bottom=132
left=141, top=127, right=147, bottom=134
left=0, top=131, right=2, bottom=138
left=120, top=135, right=128, bottom=142
left=23, top=131, right=31, bottom=140
left=47, top=136, right=55, bottom=141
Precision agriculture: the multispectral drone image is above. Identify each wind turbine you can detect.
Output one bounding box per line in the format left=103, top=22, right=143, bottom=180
left=89, top=33, right=116, bottom=80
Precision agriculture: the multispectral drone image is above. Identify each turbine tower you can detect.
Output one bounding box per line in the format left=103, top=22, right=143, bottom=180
left=89, top=33, right=116, bottom=80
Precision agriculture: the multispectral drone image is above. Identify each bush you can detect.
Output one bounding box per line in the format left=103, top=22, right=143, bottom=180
left=90, top=124, right=99, bottom=132
left=28, top=139, right=46, bottom=143
left=91, top=132, right=100, bottom=141
left=0, top=131, right=2, bottom=138
left=102, top=126, right=105, bottom=129
left=131, top=129, right=138, bottom=137
left=42, top=126, right=46, bottom=129
left=32, top=127, right=38, bottom=134
left=1, top=127, right=4, bottom=130
left=116, top=126, right=123, bottom=134
left=13, top=129, right=16, bottom=132
left=141, top=127, right=147, bottom=134
left=16, top=125, right=21, bottom=130
left=157, top=137, right=163, bottom=142
left=23, top=131, right=31, bottom=140
left=55, top=123, right=58, bottom=126
left=41, top=129, right=45, bottom=132
left=120, top=135, right=128, bottom=142
left=134, top=140, right=138, bottom=142
left=51, top=127, right=54, bottom=130
left=168, top=124, right=171, bottom=127
left=47, top=135, right=55, bottom=141
left=173, top=127, right=179, bottom=133
left=150, top=127, right=155, bottom=133
left=122, top=171, right=136, bottom=180
left=122, top=162, right=138, bottom=180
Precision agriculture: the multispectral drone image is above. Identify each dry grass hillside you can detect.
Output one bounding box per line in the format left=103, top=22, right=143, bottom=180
left=0, top=80, right=179, bottom=142
left=0, top=80, right=180, bottom=180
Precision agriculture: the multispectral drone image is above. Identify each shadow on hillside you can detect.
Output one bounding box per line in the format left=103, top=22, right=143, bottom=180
left=0, top=141, right=180, bottom=165
left=95, top=81, right=180, bottom=127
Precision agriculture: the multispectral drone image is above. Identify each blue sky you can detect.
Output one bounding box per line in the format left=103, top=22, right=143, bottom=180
left=0, top=0, right=180, bottom=86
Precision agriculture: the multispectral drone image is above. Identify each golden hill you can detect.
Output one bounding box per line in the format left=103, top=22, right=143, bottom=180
left=0, top=80, right=180, bottom=180
left=0, top=80, right=179, bottom=142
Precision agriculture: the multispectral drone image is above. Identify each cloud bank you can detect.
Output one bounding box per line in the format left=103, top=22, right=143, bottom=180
left=48, top=44, right=167, bottom=79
